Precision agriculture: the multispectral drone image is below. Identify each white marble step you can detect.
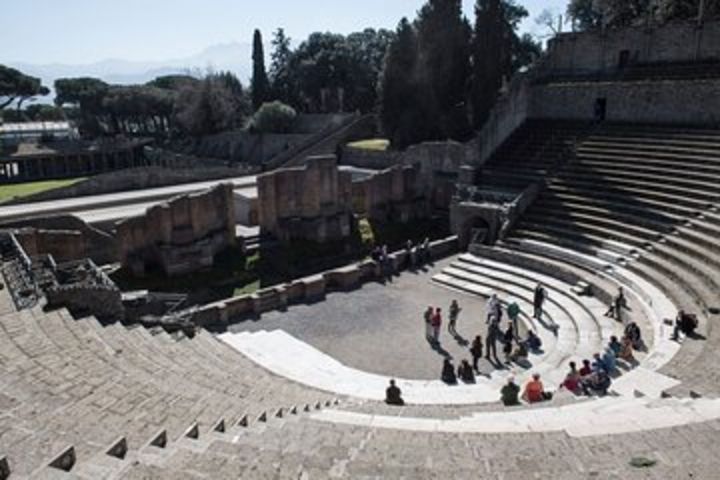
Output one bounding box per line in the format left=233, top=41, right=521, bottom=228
left=436, top=269, right=596, bottom=366
left=504, top=238, right=680, bottom=372
left=456, top=254, right=620, bottom=344
left=219, top=329, right=561, bottom=405
left=431, top=272, right=563, bottom=381
left=311, top=395, right=720, bottom=437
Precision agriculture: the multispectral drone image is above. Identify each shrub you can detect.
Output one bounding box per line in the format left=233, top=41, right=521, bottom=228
left=249, top=101, right=297, bottom=133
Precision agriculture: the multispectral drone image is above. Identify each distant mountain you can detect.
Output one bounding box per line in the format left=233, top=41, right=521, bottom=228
left=8, top=42, right=254, bottom=103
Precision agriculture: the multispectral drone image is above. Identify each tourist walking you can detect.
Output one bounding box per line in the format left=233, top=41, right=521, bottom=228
left=604, top=287, right=628, bottom=321
left=533, top=284, right=546, bottom=320
left=448, top=300, right=460, bottom=334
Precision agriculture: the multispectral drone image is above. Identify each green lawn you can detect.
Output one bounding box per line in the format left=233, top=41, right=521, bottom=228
left=347, top=138, right=390, bottom=151
left=0, top=178, right=87, bottom=204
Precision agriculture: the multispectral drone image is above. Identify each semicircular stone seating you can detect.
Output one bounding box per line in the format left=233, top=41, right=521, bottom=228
left=0, top=279, right=338, bottom=479
left=4, top=121, right=720, bottom=478
left=498, top=121, right=720, bottom=397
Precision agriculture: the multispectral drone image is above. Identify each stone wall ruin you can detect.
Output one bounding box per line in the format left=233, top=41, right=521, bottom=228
left=116, top=184, right=236, bottom=276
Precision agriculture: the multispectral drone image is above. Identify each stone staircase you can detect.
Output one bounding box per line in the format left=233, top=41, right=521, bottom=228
left=0, top=306, right=337, bottom=479
left=489, top=122, right=720, bottom=397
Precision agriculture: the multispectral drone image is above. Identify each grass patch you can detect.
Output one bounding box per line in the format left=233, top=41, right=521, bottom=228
left=347, top=138, right=390, bottom=151
left=111, top=247, right=267, bottom=303
left=233, top=279, right=261, bottom=297
left=0, top=178, right=87, bottom=204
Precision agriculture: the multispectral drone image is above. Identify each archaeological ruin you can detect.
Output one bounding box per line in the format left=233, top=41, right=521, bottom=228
left=116, top=183, right=237, bottom=276
left=3, top=13, right=720, bottom=480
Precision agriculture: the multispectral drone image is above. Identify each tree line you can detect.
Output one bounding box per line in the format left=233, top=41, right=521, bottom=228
left=378, top=0, right=540, bottom=148
left=4, top=0, right=718, bottom=146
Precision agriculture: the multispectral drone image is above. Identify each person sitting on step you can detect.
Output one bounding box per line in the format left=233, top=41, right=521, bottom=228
left=592, top=353, right=606, bottom=373
left=624, top=321, right=643, bottom=349
left=560, top=361, right=582, bottom=395
left=509, top=342, right=529, bottom=363
left=581, top=370, right=612, bottom=396
left=441, top=358, right=457, bottom=385
left=618, top=335, right=636, bottom=363
left=385, top=379, right=404, bottom=406
left=523, top=373, right=551, bottom=403
left=524, top=330, right=542, bottom=353
left=579, top=359, right=593, bottom=377
left=501, top=377, right=520, bottom=406
left=608, top=336, right=622, bottom=357
left=457, top=359, right=476, bottom=384
left=673, top=310, right=699, bottom=340
left=601, top=347, right=617, bottom=373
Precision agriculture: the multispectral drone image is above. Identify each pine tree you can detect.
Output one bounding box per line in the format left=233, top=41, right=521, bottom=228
left=269, top=28, right=294, bottom=104
left=251, top=29, right=269, bottom=110
left=414, top=0, right=472, bottom=140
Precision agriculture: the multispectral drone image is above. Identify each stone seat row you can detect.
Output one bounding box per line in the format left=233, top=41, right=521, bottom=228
left=0, top=307, right=334, bottom=478
left=434, top=253, right=633, bottom=388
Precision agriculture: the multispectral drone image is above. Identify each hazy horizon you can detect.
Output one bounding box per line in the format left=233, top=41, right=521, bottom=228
left=2, top=0, right=567, bottom=66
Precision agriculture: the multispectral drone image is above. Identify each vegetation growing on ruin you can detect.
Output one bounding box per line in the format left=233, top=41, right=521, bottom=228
left=0, top=178, right=86, bottom=204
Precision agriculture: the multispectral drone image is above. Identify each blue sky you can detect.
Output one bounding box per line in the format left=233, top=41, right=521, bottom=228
left=2, top=0, right=568, bottom=64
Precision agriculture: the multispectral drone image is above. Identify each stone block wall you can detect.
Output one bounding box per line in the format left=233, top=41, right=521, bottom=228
left=543, top=20, right=720, bottom=75
left=182, top=236, right=459, bottom=327
left=257, top=155, right=353, bottom=242
left=2, top=216, right=117, bottom=265
left=116, top=184, right=236, bottom=276
left=14, top=229, right=86, bottom=264
left=529, top=79, right=720, bottom=125
left=352, top=165, right=427, bottom=222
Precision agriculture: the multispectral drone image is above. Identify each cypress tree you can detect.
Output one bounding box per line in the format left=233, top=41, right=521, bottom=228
left=414, top=0, right=472, bottom=141
left=251, top=29, right=269, bottom=110
left=379, top=18, right=421, bottom=148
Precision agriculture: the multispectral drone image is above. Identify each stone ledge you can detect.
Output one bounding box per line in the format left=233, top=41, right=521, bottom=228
left=187, top=236, right=458, bottom=327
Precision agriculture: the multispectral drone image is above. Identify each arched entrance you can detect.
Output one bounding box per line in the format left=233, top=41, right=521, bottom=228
left=462, top=216, right=492, bottom=247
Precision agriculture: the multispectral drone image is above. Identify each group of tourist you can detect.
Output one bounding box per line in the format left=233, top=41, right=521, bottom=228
left=371, top=238, right=433, bottom=279
left=423, top=299, right=462, bottom=343
left=404, top=238, right=432, bottom=269
left=482, top=293, right=543, bottom=365
left=386, top=283, right=679, bottom=407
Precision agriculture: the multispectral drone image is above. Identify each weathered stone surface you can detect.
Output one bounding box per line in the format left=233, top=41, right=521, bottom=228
left=116, top=184, right=236, bottom=276
left=258, top=155, right=353, bottom=243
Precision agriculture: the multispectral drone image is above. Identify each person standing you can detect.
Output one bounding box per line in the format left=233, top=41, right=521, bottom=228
left=486, top=293, right=501, bottom=324
left=507, top=300, right=521, bottom=338
left=485, top=315, right=501, bottom=362
left=502, top=324, right=515, bottom=362
left=431, top=307, right=442, bottom=343
left=448, top=300, right=460, bottom=334
left=470, top=335, right=483, bottom=372
left=424, top=306, right=434, bottom=340
left=533, top=284, right=546, bottom=320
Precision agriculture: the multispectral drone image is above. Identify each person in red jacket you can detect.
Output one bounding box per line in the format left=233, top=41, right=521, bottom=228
left=431, top=308, right=442, bottom=342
